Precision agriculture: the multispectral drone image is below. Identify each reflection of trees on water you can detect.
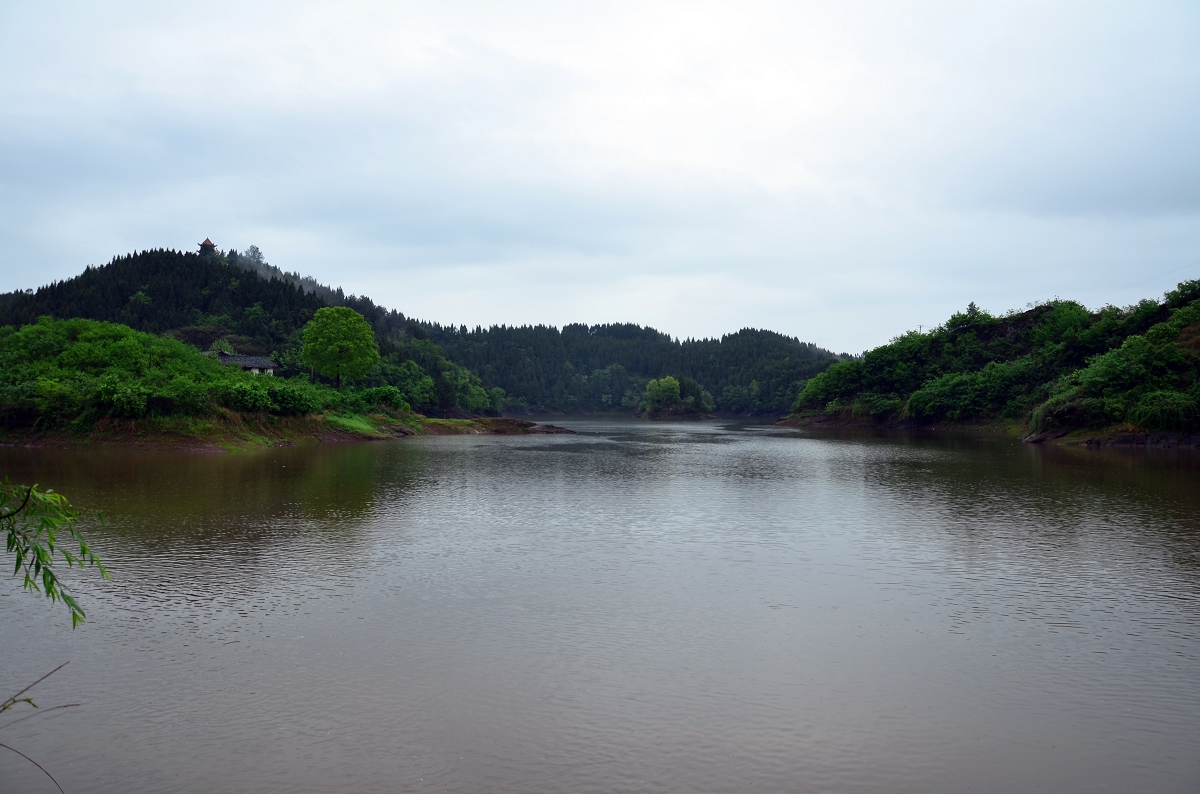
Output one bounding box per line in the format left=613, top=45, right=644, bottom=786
left=0, top=444, right=430, bottom=571
left=803, top=429, right=1200, bottom=537
left=836, top=432, right=1200, bottom=634
left=0, top=443, right=439, bottom=641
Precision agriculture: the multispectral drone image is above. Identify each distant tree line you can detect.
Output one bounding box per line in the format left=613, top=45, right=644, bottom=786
left=416, top=323, right=846, bottom=414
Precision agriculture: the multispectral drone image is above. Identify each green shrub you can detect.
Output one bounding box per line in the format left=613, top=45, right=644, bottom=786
left=112, top=384, right=149, bottom=418
left=316, top=388, right=344, bottom=411
left=354, top=385, right=409, bottom=411
left=221, top=381, right=271, bottom=413
left=32, top=378, right=84, bottom=422
left=792, top=286, right=1200, bottom=434
left=1031, top=391, right=1125, bottom=432
left=643, top=377, right=681, bottom=410
left=1129, top=391, right=1198, bottom=432
left=158, top=376, right=210, bottom=415
left=866, top=394, right=903, bottom=420
left=267, top=380, right=320, bottom=415
left=0, top=317, right=449, bottom=427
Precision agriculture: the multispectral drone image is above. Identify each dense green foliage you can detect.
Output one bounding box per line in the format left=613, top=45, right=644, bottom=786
left=424, top=324, right=843, bottom=414
left=794, top=281, right=1200, bottom=433
left=2, top=480, right=108, bottom=627
left=0, top=317, right=410, bottom=430
left=641, top=376, right=715, bottom=415
left=227, top=245, right=347, bottom=305
left=0, top=246, right=843, bottom=415
left=0, top=249, right=505, bottom=416
left=302, top=307, right=381, bottom=388
left=0, top=248, right=326, bottom=356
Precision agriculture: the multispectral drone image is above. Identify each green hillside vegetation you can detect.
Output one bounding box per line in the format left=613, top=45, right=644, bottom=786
left=227, top=244, right=346, bottom=305
left=791, top=280, right=1200, bottom=435
left=0, top=248, right=325, bottom=356
left=0, top=248, right=500, bottom=416
left=0, top=246, right=846, bottom=416
left=425, top=323, right=845, bottom=414
left=0, top=317, right=412, bottom=437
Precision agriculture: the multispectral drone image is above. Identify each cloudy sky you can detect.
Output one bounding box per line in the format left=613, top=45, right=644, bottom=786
left=2, top=1, right=1197, bottom=350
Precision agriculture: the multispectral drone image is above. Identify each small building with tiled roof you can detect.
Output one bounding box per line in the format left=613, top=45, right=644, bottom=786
left=199, top=238, right=216, bottom=254
left=204, top=351, right=277, bottom=375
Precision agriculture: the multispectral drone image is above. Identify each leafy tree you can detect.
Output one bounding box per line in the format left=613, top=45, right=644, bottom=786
left=3, top=479, right=108, bottom=791
left=301, top=307, right=380, bottom=388
left=643, top=376, right=681, bottom=411
left=2, top=480, right=107, bottom=627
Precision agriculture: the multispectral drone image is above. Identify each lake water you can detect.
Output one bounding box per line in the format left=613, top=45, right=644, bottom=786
left=2, top=419, right=1199, bottom=793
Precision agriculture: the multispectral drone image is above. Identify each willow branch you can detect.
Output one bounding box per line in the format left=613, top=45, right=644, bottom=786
left=0, top=742, right=66, bottom=794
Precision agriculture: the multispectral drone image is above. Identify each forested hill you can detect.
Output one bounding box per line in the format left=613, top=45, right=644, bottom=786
left=0, top=246, right=846, bottom=415
left=0, top=248, right=326, bottom=355
left=424, top=324, right=845, bottom=413
left=0, top=247, right=427, bottom=357
left=0, top=249, right=500, bottom=415
left=792, top=279, right=1200, bottom=436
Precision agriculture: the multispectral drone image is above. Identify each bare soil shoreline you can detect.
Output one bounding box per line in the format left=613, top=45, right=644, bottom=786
left=0, top=414, right=575, bottom=452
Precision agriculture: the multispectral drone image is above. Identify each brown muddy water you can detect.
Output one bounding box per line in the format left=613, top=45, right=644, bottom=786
left=2, top=418, right=1199, bottom=793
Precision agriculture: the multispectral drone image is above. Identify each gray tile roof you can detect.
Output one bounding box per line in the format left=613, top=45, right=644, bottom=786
left=204, top=351, right=278, bottom=369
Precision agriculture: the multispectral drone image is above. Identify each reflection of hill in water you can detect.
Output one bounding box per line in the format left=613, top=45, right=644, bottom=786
left=847, top=432, right=1200, bottom=531
left=0, top=443, right=430, bottom=558
left=808, top=432, right=1200, bottom=634
left=792, top=428, right=1200, bottom=530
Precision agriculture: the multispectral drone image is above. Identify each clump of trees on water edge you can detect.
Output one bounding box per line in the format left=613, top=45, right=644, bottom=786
left=639, top=376, right=715, bottom=416
left=793, top=280, right=1200, bottom=434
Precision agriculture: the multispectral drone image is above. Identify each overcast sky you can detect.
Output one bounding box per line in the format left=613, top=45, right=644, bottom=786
left=2, top=1, right=1197, bottom=350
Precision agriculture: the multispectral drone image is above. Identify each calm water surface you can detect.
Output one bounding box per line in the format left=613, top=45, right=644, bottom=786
left=2, top=419, right=1199, bottom=793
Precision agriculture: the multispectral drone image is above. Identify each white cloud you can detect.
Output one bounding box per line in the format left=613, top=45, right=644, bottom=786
left=1, top=0, right=1197, bottom=348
